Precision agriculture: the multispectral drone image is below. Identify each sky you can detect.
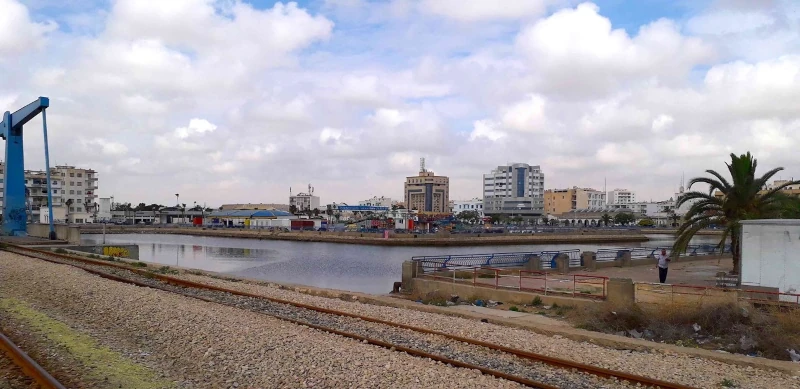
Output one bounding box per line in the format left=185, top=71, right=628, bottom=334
left=2, top=0, right=799, bottom=207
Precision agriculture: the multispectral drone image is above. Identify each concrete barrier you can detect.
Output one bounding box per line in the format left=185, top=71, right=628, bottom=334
left=67, top=244, right=139, bottom=259
left=607, top=278, right=635, bottom=306
left=27, top=223, right=81, bottom=244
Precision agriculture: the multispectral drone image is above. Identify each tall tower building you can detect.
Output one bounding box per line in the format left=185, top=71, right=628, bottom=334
left=483, top=163, right=545, bottom=218
left=404, top=158, right=449, bottom=213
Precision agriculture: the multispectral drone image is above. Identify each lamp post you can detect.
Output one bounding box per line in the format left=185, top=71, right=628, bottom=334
left=175, top=193, right=179, bottom=225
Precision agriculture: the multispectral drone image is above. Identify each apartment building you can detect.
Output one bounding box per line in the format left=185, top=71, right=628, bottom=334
left=0, top=163, right=98, bottom=223
left=359, top=196, right=392, bottom=208
left=544, top=187, right=606, bottom=215
left=452, top=198, right=484, bottom=218
left=483, top=163, right=545, bottom=218
left=405, top=159, right=449, bottom=213
left=607, top=188, right=636, bottom=205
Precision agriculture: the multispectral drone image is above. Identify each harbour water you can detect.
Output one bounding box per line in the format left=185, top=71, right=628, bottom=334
left=82, top=233, right=723, bottom=294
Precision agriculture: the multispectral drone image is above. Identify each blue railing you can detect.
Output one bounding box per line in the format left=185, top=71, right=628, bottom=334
left=596, top=244, right=731, bottom=262
left=412, top=249, right=582, bottom=271
left=414, top=245, right=732, bottom=272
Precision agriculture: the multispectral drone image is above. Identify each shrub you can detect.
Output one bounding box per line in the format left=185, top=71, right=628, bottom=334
left=509, top=306, right=519, bottom=312
left=531, top=296, right=543, bottom=306
left=54, top=248, right=68, bottom=254
left=129, top=261, right=147, bottom=268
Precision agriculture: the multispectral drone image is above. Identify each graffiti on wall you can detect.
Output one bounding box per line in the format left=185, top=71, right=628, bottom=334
left=102, top=246, right=130, bottom=258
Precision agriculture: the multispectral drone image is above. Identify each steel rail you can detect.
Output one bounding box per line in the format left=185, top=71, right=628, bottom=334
left=0, top=330, right=66, bottom=389
left=5, top=244, right=696, bottom=389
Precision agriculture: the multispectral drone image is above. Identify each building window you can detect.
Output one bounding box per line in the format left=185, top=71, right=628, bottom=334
left=70, top=173, right=74, bottom=177
left=61, top=173, right=65, bottom=177
left=77, top=190, right=82, bottom=195
left=70, top=207, right=74, bottom=212
left=69, top=190, right=74, bottom=194
left=77, top=173, right=82, bottom=177
left=77, top=182, right=82, bottom=186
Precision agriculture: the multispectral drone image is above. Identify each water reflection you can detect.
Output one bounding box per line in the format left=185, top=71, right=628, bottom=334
left=82, top=233, right=723, bottom=294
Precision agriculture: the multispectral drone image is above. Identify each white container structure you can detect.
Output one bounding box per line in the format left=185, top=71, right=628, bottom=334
left=740, top=220, right=800, bottom=302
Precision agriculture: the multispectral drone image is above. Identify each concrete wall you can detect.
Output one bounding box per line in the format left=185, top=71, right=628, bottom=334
left=741, top=220, right=800, bottom=301
left=67, top=244, right=139, bottom=259
left=635, top=282, right=739, bottom=306
left=27, top=223, right=81, bottom=244
left=408, top=277, right=598, bottom=308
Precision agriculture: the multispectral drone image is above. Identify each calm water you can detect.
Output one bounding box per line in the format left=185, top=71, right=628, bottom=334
left=81, top=233, right=722, bottom=294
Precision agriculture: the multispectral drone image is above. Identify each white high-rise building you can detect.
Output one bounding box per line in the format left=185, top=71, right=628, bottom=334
left=483, top=163, right=545, bottom=218
left=607, top=189, right=636, bottom=205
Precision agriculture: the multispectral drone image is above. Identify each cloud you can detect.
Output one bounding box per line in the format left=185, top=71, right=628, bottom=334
left=418, top=0, right=550, bottom=22
left=2, top=0, right=799, bottom=206
left=515, top=2, right=714, bottom=97
left=0, top=0, right=57, bottom=57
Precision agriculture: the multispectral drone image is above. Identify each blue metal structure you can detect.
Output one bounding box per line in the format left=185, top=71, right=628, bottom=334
left=0, top=97, right=54, bottom=237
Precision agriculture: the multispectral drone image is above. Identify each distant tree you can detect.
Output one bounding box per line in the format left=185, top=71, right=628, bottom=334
left=190, top=205, right=203, bottom=211
left=313, top=208, right=320, bottom=217
left=512, top=216, right=524, bottom=225
left=614, top=212, right=636, bottom=226
left=638, top=218, right=655, bottom=227
left=135, top=202, right=146, bottom=211
left=457, top=210, right=480, bottom=224
left=289, top=205, right=298, bottom=214
left=540, top=216, right=549, bottom=225
left=668, top=211, right=680, bottom=227
left=562, top=219, right=570, bottom=226
left=600, top=213, right=612, bottom=226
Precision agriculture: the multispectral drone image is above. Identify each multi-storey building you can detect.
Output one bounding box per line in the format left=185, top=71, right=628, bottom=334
left=452, top=198, right=484, bottom=218
left=358, top=196, right=393, bottom=208
left=483, top=163, right=545, bottom=218
left=607, top=189, right=636, bottom=205
left=544, top=187, right=606, bottom=215
left=404, top=159, right=449, bottom=213
left=289, top=186, right=320, bottom=212
left=0, top=163, right=98, bottom=223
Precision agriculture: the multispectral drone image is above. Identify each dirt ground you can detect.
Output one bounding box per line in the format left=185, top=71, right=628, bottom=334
left=587, top=257, right=734, bottom=286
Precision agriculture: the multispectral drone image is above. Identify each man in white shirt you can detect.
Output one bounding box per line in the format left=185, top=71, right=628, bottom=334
left=657, top=249, right=671, bottom=283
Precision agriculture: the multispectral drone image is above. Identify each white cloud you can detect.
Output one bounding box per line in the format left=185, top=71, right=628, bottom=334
left=500, top=94, right=548, bottom=132
left=0, top=0, right=57, bottom=57
left=468, top=120, right=505, bottom=141
left=651, top=114, right=674, bottom=133
left=515, top=3, right=714, bottom=97
left=418, top=0, right=550, bottom=22
left=174, top=119, right=217, bottom=139
left=83, top=139, right=129, bottom=156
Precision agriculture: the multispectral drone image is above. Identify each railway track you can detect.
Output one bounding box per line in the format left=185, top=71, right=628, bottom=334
left=0, top=326, right=65, bottom=389
left=3, top=244, right=697, bottom=389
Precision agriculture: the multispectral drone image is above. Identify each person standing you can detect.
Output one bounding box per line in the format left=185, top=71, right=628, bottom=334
left=657, top=249, right=671, bottom=283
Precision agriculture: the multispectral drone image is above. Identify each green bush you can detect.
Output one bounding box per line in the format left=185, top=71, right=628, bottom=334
left=531, top=296, right=543, bottom=306
left=509, top=306, right=519, bottom=312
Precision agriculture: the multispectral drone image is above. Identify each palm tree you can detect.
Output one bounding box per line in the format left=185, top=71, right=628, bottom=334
left=673, top=152, right=800, bottom=275
left=600, top=213, right=612, bottom=227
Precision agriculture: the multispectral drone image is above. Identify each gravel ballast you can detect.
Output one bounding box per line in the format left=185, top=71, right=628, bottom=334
left=5, top=249, right=630, bottom=389
left=0, top=251, right=536, bottom=389
left=171, top=273, right=800, bottom=389
left=0, top=346, right=37, bottom=389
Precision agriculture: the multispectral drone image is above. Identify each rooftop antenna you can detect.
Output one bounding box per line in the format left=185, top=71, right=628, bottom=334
left=420, top=157, right=426, bottom=173
left=290, top=187, right=292, bottom=196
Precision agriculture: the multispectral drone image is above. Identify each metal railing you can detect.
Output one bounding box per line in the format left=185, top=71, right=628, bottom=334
left=596, top=244, right=731, bottom=262
left=412, top=250, right=581, bottom=272
left=412, top=252, right=540, bottom=272
left=418, top=267, right=608, bottom=300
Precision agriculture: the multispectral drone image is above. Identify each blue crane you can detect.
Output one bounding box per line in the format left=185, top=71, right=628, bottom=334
left=0, top=97, right=56, bottom=238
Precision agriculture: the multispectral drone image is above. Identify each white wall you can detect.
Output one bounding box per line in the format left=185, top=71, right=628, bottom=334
left=741, top=220, right=800, bottom=301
